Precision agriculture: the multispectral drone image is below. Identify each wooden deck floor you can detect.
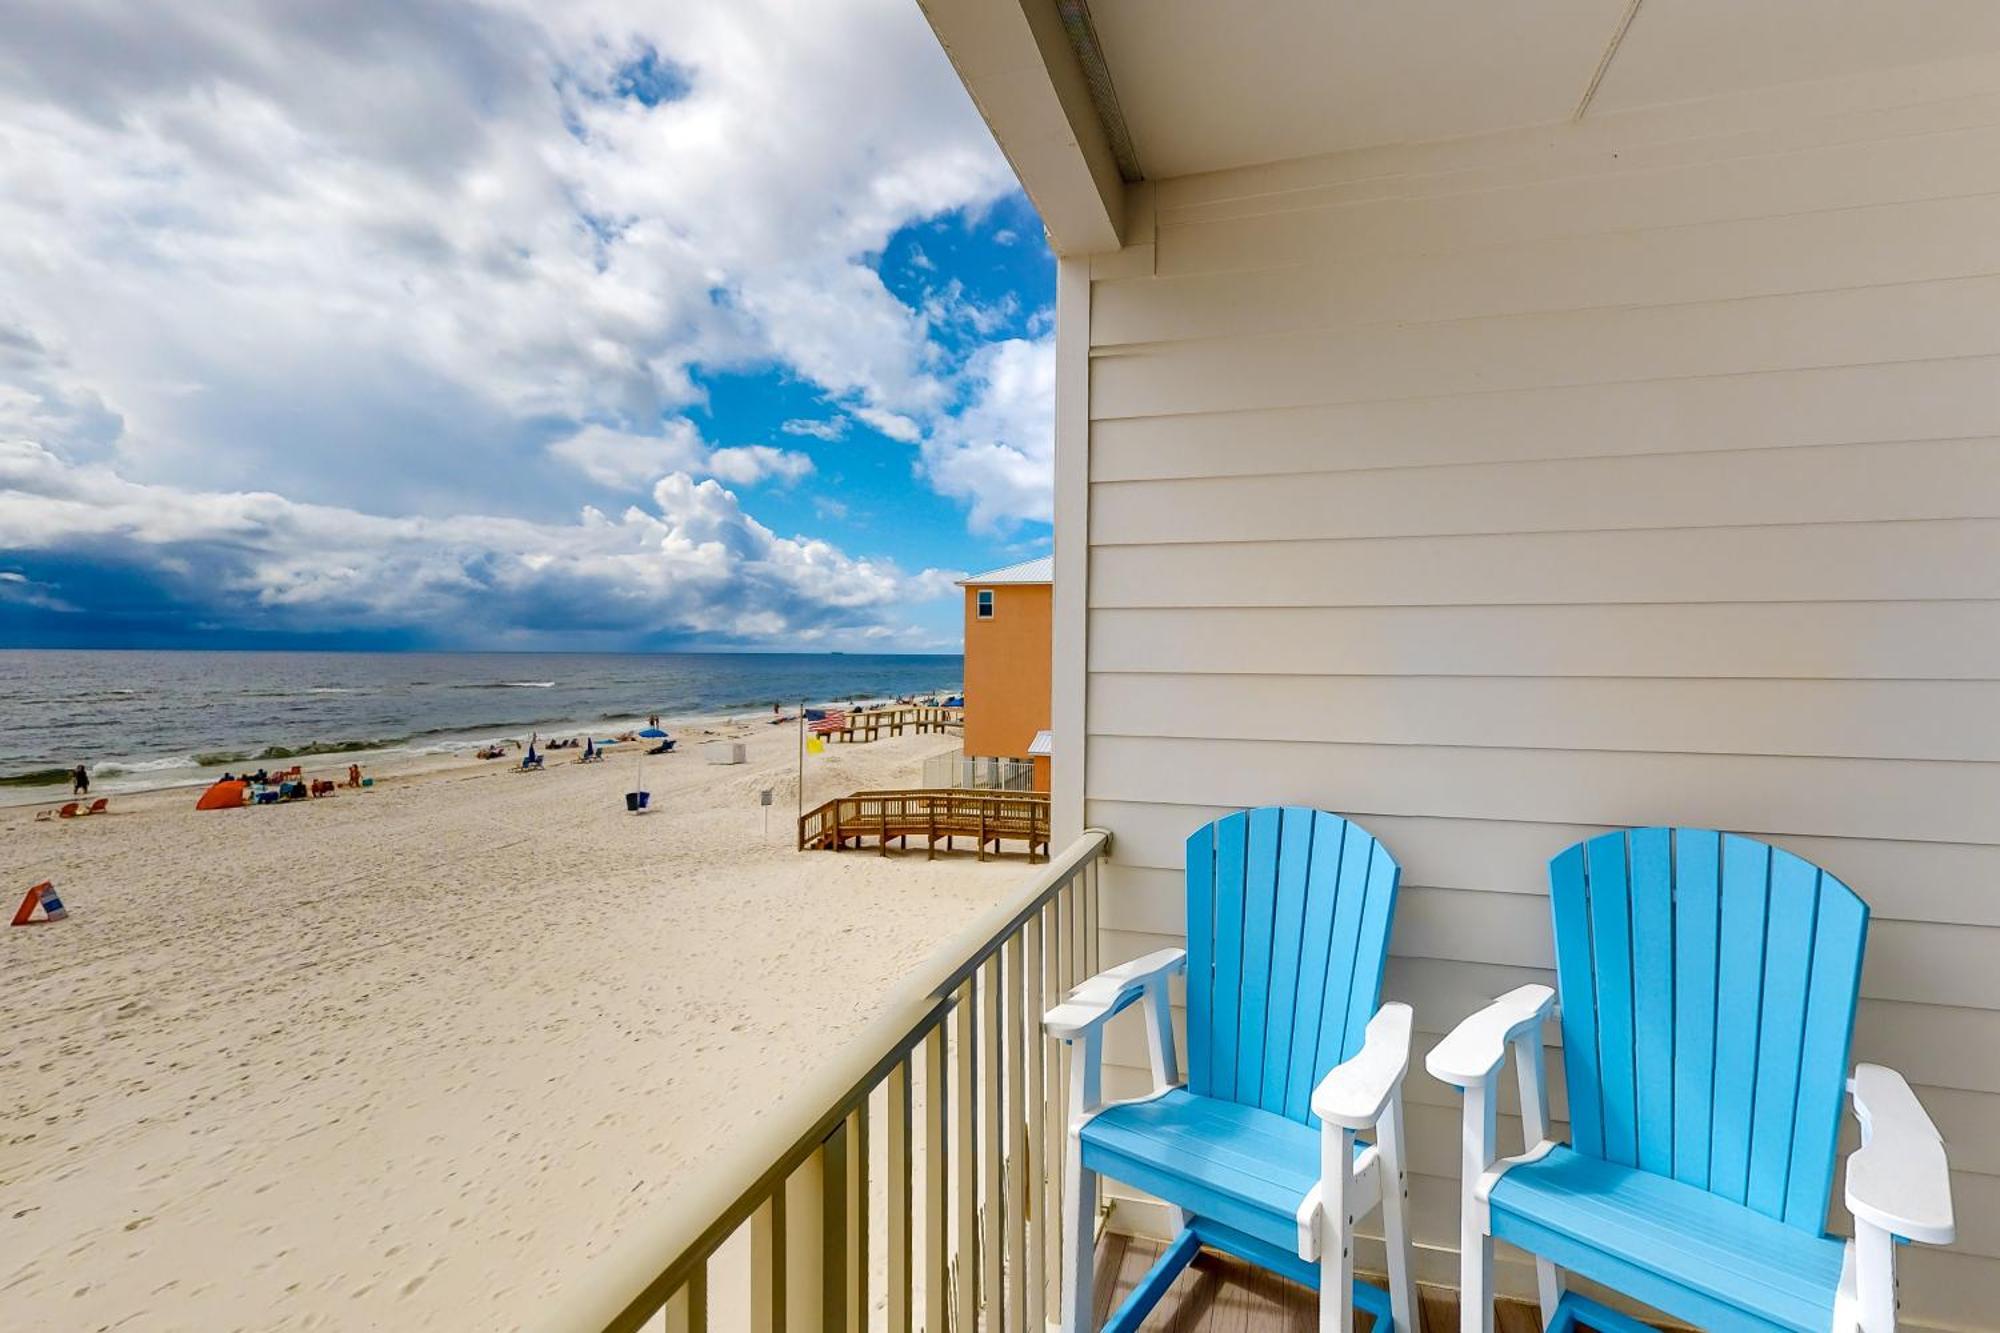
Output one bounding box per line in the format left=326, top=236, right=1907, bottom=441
left=1091, top=1233, right=1550, bottom=1333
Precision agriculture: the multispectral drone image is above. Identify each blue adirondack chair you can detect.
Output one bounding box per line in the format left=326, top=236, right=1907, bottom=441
left=1044, top=807, right=1418, bottom=1332
left=1428, top=829, right=1955, bottom=1333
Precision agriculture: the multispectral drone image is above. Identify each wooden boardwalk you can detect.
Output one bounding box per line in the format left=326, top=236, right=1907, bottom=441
left=1094, top=1233, right=1562, bottom=1333
left=796, top=788, right=1049, bottom=860
left=816, top=704, right=963, bottom=743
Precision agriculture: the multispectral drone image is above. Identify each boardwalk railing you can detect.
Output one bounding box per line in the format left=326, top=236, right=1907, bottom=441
left=539, top=829, right=1109, bottom=1333
left=821, top=706, right=965, bottom=744
left=800, top=790, right=1051, bottom=862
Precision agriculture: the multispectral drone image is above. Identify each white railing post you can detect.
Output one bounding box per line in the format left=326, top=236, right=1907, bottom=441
left=954, top=979, right=979, bottom=1333
left=888, top=1058, right=913, bottom=1333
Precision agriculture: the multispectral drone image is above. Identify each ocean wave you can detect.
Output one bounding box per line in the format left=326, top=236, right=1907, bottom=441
left=251, top=738, right=399, bottom=760
left=0, top=766, right=73, bottom=787
left=98, top=755, right=200, bottom=774
left=307, top=687, right=358, bottom=694
left=451, top=680, right=556, bottom=690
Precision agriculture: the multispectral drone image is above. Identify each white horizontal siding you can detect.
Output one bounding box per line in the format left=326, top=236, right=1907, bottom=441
left=1075, top=54, right=2000, bottom=1328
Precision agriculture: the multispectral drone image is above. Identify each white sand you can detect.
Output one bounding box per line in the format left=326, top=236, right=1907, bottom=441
left=0, top=724, right=1020, bottom=1331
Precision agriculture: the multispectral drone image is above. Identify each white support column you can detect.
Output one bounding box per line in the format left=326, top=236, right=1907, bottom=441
left=1049, top=254, right=1091, bottom=849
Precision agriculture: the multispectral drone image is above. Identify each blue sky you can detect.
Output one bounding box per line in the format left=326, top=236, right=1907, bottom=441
left=0, top=0, right=1054, bottom=652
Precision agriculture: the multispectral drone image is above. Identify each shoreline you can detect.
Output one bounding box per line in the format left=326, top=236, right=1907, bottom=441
left=0, top=685, right=962, bottom=809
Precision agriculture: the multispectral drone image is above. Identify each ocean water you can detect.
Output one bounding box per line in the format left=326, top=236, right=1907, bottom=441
left=0, top=650, right=962, bottom=796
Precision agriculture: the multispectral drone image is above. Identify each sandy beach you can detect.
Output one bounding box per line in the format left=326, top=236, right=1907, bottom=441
left=0, top=722, right=1020, bottom=1331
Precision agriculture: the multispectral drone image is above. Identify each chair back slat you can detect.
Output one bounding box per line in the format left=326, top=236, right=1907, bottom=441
left=1747, top=852, right=1825, bottom=1215
left=1710, top=835, right=1771, bottom=1202
left=1281, top=814, right=1354, bottom=1121
left=1787, top=887, right=1868, bottom=1227
left=1670, top=830, right=1722, bottom=1189
left=1585, top=835, right=1639, bottom=1166
left=1550, top=828, right=1869, bottom=1233
left=1236, top=809, right=1284, bottom=1101
left=1630, top=828, right=1677, bottom=1177
left=1549, top=845, right=1602, bottom=1158
left=1209, top=813, right=1249, bottom=1101
left=1341, top=848, right=1400, bottom=1075
left=1261, top=807, right=1318, bottom=1112
left=1186, top=820, right=1216, bottom=1099
left=1185, top=807, right=1400, bottom=1126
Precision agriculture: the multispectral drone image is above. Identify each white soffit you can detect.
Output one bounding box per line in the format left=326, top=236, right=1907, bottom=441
left=1586, top=0, right=2000, bottom=114
left=1080, top=0, right=1634, bottom=178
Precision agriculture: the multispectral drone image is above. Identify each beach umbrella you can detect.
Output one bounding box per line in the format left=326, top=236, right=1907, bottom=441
left=637, top=727, right=669, bottom=739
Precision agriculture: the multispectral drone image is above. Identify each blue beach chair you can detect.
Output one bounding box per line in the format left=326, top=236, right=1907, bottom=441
left=1429, top=829, right=1955, bottom=1333
left=1045, top=807, right=1418, bottom=1332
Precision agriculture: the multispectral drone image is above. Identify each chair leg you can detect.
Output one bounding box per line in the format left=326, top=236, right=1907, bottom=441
left=1461, top=1228, right=1495, bottom=1333
left=1377, top=1095, right=1419, bottom=1333
left=1320, top=1123, right=1356, bottom=1333
left=1061, top=1131, right=1098, bottom=1333
left=1458, top=1081, right=1497, bottom=1333
left=1854, top=1222, right=1896, bottom=1333
left=1535, top=1258, right=1565, bottom=1329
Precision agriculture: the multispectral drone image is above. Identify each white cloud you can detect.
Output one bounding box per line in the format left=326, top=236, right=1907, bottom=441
left=854, top=406, right=923, bottom=444
left=0, top=0, right=1019, bottom=506
left=704, top=445, right=814, bottom=487
left=921, top=336, right=1054, bottom=530
left=0, top=439, right=951, bottom=644
left=546, top=421, right=706, bottom=487
left=0, top=0, right=1056, bottom=642
left=545, top=423, right=812, bottom=491
left=781, top=417, right=846, bottom=441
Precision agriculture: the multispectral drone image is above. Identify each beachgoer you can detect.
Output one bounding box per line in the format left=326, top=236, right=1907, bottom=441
left=72, top=764, right=89, bottom=795
left=348, top=763, right=361, bottom=787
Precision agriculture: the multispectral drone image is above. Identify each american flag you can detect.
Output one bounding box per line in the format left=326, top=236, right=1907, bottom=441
left=808, top=709, right=849, bottom=736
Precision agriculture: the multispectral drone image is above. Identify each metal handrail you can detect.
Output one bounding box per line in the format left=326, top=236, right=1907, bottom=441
left=538, top=827, right=1110, bottom=1333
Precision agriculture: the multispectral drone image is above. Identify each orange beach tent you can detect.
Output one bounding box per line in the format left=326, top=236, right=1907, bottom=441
left=195, top=779, right=248, bottom=811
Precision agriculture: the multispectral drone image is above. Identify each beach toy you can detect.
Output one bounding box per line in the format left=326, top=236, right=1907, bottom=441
left=625, top=790, right=651, bottom=813
left=11, top=881, right=67, bottom=926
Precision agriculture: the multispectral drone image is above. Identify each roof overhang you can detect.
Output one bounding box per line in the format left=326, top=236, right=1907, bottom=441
left=921, top=2, right=2000, bottom=256
left=916, top=0, right=1126, bottom=255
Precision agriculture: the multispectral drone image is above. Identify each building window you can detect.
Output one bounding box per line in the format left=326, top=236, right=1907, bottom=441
left=976, top=589, right=995, bottom=619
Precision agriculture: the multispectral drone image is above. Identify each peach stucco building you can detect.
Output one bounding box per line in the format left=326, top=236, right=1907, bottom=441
left=959, top=556, right=1052, bottom=792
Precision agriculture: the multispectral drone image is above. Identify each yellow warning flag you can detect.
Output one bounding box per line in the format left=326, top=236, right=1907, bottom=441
left=806, top=736, right=825, bottom=755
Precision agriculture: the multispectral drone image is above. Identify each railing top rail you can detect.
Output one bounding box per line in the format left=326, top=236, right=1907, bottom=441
left=538, top=826, right=1109, bottom=1333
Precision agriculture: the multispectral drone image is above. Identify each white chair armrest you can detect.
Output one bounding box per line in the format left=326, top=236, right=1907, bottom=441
left=1847, top=1063, right=1955, bottom=1245
left=1043, top=948, right=1186, bottom=1040
left=1311, top=1003, right=1413, bottom=1129
left=1424, top=985, right=1555, bottom=1088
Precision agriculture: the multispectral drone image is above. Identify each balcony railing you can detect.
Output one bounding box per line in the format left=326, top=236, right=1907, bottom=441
left=541, top=828, right=1110, bottom=1333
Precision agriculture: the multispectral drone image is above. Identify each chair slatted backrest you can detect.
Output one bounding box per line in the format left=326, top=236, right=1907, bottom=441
left=1186, top=807, right=1400, bottom=1126
left=1550, top=828, right=1869, bottom=1232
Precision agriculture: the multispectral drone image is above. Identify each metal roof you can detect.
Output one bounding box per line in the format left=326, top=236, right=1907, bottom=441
left=958, top=556, right=1053, bottom=586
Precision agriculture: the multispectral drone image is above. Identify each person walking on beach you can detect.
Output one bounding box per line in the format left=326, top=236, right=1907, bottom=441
left=71, top=763, right=89, bottom=795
